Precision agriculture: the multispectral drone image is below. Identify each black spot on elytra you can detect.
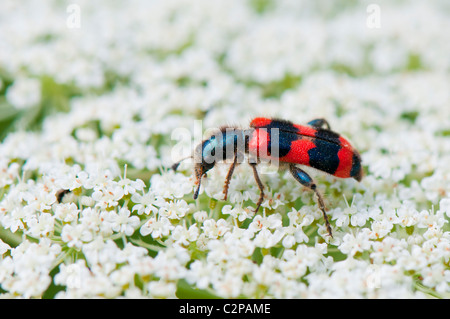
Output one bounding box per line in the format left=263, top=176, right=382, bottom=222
left=350, top=152, right=362, bottom=181
left=314, top=128, right=341, bottom=145
left=308, top=139, right=341, bottom=175
left=262, top=119, right=299, bottom=158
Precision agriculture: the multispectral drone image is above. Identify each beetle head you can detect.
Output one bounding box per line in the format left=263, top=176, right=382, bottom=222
left=193, top=141, right=216, bottom=199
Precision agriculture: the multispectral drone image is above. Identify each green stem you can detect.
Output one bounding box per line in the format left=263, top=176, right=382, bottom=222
left=50, top=248, right=74, bottom=271
left=414, top=279, right=446, bottom=299
left=129, top=237, right=165, bottom=252
left=0, top=228, right=23, bottom=247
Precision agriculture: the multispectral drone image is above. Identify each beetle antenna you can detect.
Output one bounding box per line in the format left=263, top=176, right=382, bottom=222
left=171, top=156, right=193, bottom=171
left=193, top=175, right=203, bottom=199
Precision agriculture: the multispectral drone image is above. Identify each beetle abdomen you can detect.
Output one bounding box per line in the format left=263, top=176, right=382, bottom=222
left=249, top=117, right=362, bottom=181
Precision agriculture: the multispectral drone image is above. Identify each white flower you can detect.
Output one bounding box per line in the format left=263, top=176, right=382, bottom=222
left=279, top=244, right=326, bottom=279
left=152, top=249, right=187, bottom=281
left=110, top=265, right=136, bottom=287
left=148, top=280, right=177, bottom=298
left=420, top=173, right=449, bottom=203
left=287, top=207, right=315, bottom=227
left=6, top=76, right=41, bottom=109
left=150, top=172, right=193, bottom=199
left=118, top=176, right=145, bottom=196
left=254, top=228, right=285, bottom=248
left=185, top=260, right=216, bottom=290
left=74, top=127, right=98, bottom=142
left=370, top=237, right=407, bottom=264
left=421, top=264, right=450, bottom=294
left=396, top=202, right=420, bottom=227
left=140, top=216, right=174, bottom=239
left=1, top=206, right=27, bottom=233
left=222, top=204, right=254, bottom=221
left=281, top=235, right=296, bottom=248
left=2, top=239, right=61, bottom=297
left=207, top=235, right=255, bottom=264
left=350, top=209, right=369, bottom=227
left=213, top=273, right=243, bottom=298
left=79, top=207, right=103, bottom=232
left=193, top=210, right=208, bottom=223
left=417, top=209, right=447, bottom=229
left=22, top=184, right=56, bottom=212
left=61, top=224, right=92, bottom=248
left=131, top=191, right=164, bottom=215
left=159, top=199, right=190, bottom=219
left=54, top=260, right=89, bottom=290
left=109, top=206, right=140, bottom=236
left=252, top=257, right=279, bottom=287
left=202, top=218, right=230, bottom=239
left=369, top=158, right=392, bottom=180
left=0, top=256, right=14, bottom=283
left=0, top=239, right=11, bottom=255
left=370, top=219, right=393, bottom=239
left=338, top=230, right=371, bottom=256
left=92, top=183, right=125, bottom=209
left=397, top=245, right=429, bottom=271
left=332, top=207, right=350, bottom=227
left=172, top=224, right=199, bottom=246
left=24, top=212, right=55, bottom=237
left=439, top=198, right=450, bottom=218
left=284, top=207, right=315, bottom=244
left=0, top=161, right=20, bottom=188
left=54, top=203, right=79, bottom=222
left=248, top=214, right=282, bottom=234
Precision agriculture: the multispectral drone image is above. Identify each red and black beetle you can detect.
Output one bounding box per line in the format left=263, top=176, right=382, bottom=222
left=172, top=117, right=363, bottom=237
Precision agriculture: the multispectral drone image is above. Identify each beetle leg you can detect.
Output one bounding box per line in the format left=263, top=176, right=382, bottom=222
left=193, top=173, right=205, bottom=200
left=289, top=164, right=333, bottom=237
left=250, top=163, right=265, bottom=213
left=222, top=151, right=238, bottom=201
left=307, top=118, right=330, bottom=130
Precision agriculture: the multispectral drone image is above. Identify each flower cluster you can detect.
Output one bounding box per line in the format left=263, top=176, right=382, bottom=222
left=0, top=0, right=449, bottom=298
